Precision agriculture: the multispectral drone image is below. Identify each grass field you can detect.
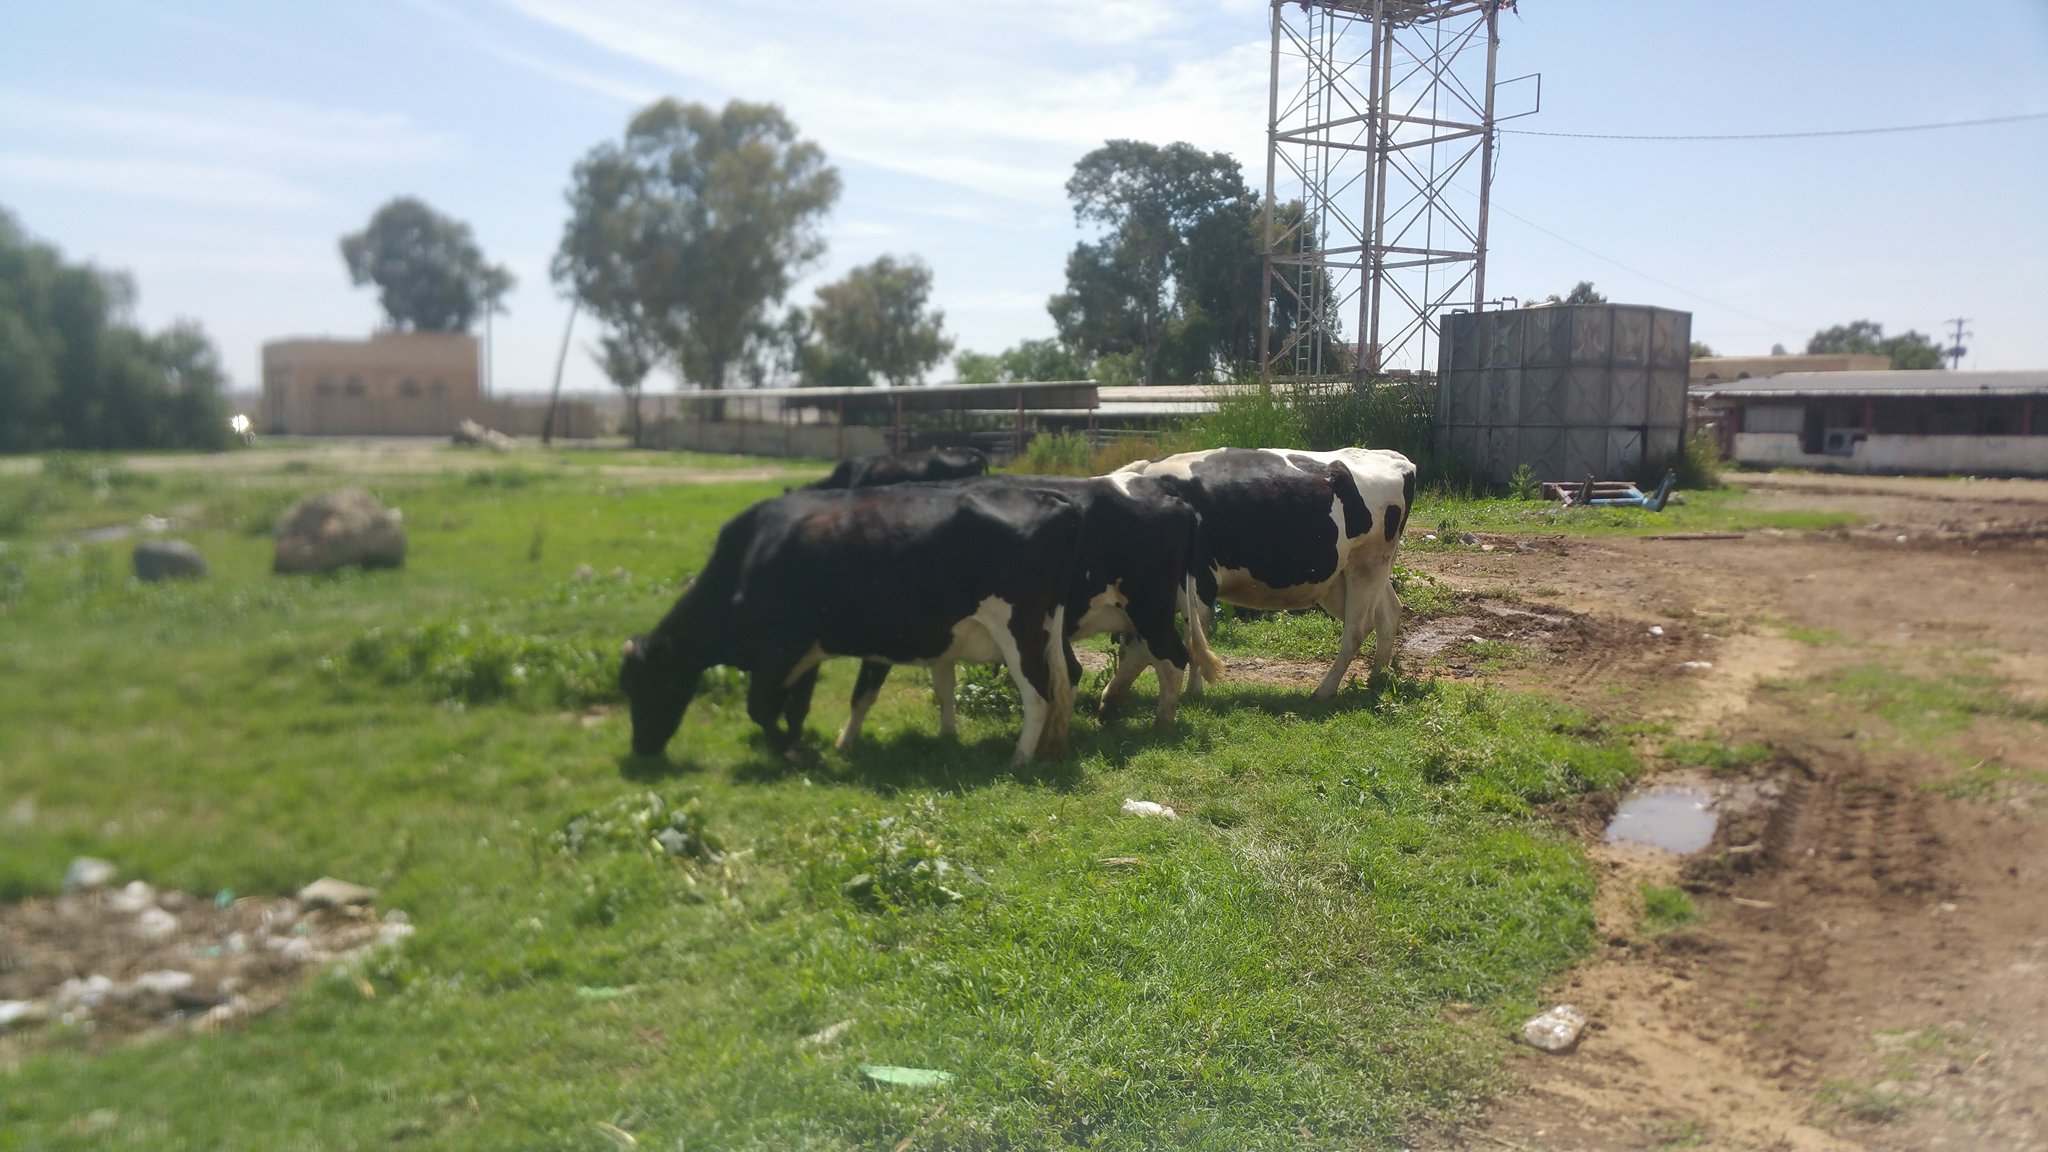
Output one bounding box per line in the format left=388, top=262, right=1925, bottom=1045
left=0, top=448, right=1684, bottom=1149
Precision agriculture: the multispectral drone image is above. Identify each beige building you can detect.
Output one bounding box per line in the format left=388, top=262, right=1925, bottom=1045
left=1689, top=353, right=1889, bottom=384
left=261, top=331, right=597, bottom=438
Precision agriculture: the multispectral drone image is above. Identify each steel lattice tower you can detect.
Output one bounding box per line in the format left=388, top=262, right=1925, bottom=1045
left=1260, top=0, right=1529, bottom=381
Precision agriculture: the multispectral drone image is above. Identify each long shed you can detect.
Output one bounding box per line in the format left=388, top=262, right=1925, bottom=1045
left=1695, top=370, right=2048, bottom=477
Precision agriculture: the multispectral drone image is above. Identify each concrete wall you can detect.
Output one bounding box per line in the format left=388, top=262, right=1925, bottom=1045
left=1734, top=432, right=2048, bottom=477
left=650, top=419, right=890, bottom=459
left=263, top=332, right=480, bottom=435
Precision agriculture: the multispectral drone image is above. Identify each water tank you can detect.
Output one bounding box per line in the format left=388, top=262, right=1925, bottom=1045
left=1435, top=303, right=1692, bottom=483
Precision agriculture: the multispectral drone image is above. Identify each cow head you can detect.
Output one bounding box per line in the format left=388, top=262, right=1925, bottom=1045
left=619, top=633, right=696, bottom=755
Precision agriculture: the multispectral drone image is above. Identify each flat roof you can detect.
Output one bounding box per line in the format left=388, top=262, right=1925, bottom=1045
left=664, top=380, right=1098, bottom=412
left=1695, top=369, right=2048, bottom=400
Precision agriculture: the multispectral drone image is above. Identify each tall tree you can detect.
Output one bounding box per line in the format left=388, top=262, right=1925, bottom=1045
left=340, top=197, right=514, bottom=333
left=1538, top=280, right=1606, bottom=305
left=1049, top=141, right=1256, bottom=385
left=808, top=256, right=952, bottom=388
left=1806, top=320, right=1944, bottom=370
left=954, top=338, right=1089, bottom=384
left=594, top=327, right=657, bottom=447
left=555, top=99, right=841, bottom=414
left=0, top=207, right=227, bottom=452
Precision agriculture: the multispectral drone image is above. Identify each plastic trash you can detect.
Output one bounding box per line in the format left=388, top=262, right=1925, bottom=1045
left=1521, top=1004, right=1587, bottom=1053
left=1121, top=799, right=1178, bottom=820
left=860, top=1064, right=955, bottom=1088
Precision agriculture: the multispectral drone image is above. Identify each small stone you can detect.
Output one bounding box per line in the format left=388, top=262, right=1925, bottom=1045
left=573, top=564, right=596, bottom=582
left=279, top=937, right=319, bottom=964
left=1521, top=1004, right=1588, bottom=1053
left=1479, top=543, right=1496, bottom=552
left=133, top=906, right=179, bottom=940
left=296, top=877, right=378, bottom=909
left=375, top=921, right=416, bottom=949
left=107, top=880, right=158, bottom=914
left=132, top=539, right=208, bottom=582
left=0, top=1000, right=48, bottom=1029
left=1679, top=660, right=1714, bottom=671
left=157, top=889, right=192, bottom=912
left=1459, top=532, right=1480, bottom=546
left=1647, top=625, right=1665, bottom=637
left=129, top=970, right=196, bottom=1000
left=55, top=975, right=116, bottom=1012
left=63, top=857, right=118, bottom=890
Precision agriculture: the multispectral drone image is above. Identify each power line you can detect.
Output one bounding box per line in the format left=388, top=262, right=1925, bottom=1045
left=1478, top=195, right=1796, bottom=332
left=1500, top=110, right=2048, bottom=142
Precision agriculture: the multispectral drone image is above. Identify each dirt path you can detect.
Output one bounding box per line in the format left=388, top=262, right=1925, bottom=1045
left=1412, top=479, right=2048, bottom=1151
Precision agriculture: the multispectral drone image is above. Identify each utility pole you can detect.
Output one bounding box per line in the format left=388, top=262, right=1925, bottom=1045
left=1944, top=317, right=1971, bottom=370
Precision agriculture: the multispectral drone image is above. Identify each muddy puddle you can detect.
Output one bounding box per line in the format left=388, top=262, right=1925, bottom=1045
left=1605, top=785, right=1718, bottom=853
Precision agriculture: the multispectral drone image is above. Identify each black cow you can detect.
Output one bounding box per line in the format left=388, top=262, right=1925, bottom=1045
left=620, top=484, right=1081, bottom=764
left=1114, top=447, right=1417, bottom=698
left=805, top=447, right=988, bottom=490
left=833, top=474, right=1223, bottom=749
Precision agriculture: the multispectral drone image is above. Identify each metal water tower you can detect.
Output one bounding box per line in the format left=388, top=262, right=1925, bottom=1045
left=1259, top=0, right=1536, bottom=381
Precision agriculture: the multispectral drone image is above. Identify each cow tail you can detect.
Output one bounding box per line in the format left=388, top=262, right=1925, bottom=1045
left=1183, top=574, right=1224, bottom=683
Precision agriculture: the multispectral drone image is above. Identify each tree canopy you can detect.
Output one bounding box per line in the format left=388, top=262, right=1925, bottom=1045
left=1048, top=141, right=1263, bottom=385
left=1806, top=320, right=1945, bottom=370
left=554, top=99, right=841, bottom=397
left=340, top=197, right=513, bottom=333
left=0, top=207, right=228, bottom=453
left=954, top=338, right=1090, bottom=384
left=806, top=255, right=952, bottom=388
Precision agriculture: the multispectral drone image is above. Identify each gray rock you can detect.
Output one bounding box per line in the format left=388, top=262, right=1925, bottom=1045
left=133, top=906, right=180, bottom=941
left=273, top=489, right=406, bottom=574
left=63, top=856, right=118, bottom=890
left=296, top=877, right=377, bottom=909
left=452, top=419, right=517, bottom=452
left=133, top=539, right=208, bottom=582
left=107, top=880, right=159, bottom=913
left=129, top=970, right=196, bottom=1000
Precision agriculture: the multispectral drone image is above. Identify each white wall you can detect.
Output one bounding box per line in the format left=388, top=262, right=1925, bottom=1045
left=1734, top=432, right=2048, bottom=477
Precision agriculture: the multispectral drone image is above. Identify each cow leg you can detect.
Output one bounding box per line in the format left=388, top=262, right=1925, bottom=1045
left=930, top=662, right=957, bottom=739
left=747, top=671, right=793, bottom=752
left=836, top=660, right=891, bottom=750
left=1183, top=599, right=1216, bottom=698
left=1315, top=578, right=1366, bottom=699
left=1001, top=605, right=1070, bottom=765
left=1151, top=659, right=1185, bottom=726
left=1367, top=574, right=1403, bottom=676
left=1100, top=638, right=1152, bottom=718
left=783, top=665, right=820, bottom=741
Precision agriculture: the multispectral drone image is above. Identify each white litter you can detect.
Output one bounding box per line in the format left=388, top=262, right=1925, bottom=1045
left=1121, top=799, right=1178, bottom=820
left=1647, top=625, right=1665, bottom=638
left=1521, top=1004, right=1588, bottom=1053
left=1679, top=660, right=1714, bottom=671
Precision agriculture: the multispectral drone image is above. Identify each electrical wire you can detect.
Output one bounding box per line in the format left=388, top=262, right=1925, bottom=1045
left=1500, top=111, right=2048, bottom=142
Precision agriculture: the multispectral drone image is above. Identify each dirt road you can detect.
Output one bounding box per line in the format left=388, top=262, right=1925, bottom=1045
left=1409, top=477, right=2048, bottom=1150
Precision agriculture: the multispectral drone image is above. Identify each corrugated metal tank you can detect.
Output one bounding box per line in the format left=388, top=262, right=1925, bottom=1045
left=1436, top=304, right=1692, bottom=483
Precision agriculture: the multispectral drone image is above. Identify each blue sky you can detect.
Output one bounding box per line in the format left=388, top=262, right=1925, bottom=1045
left=3, top=0, right=2044, bottom=398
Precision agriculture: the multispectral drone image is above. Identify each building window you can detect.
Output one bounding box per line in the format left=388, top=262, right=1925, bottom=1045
left=343, top=376, right=366, bottom=398
left=428, top=379, right=448, bottom=398
left=399, top=378, right=422, bottom=398
left=314, top=376, right=337, bottom=396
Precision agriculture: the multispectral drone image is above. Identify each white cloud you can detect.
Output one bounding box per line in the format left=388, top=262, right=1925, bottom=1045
left=500, top=0, right=1271, bottom=202
left=0, top=153, right=323, bottom=211
left=0, top=89, right=452, bottom=169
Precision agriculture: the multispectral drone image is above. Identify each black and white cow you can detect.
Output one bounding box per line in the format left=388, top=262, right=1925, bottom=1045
left=834, top=473, right=1223, bottom=748
left=805, top=447, right=988, bottom=490
left=1113, top=447, right=1417, bottom=698
left=620, top=483, right=1082, bottom=765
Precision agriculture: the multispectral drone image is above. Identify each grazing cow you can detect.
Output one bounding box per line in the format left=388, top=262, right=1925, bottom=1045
left=1114, top=447, right=1417, bottom=698
left=835, top=474, right=1224, bottom=748
left=620, top=484, right=1081, bottom=765
left=805, top=447, right=988, bottom=490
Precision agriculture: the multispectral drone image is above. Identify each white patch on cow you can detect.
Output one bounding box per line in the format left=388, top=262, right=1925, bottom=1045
left=782, top=642, right=828, bottom=686
left=1072, top=580, right=1133, bottom=639
left=926, top=597, right=1012, bottom=666
left=1123, top=448, right=1218, bottom=481
left=1100, top=469, right=1137, bottom=496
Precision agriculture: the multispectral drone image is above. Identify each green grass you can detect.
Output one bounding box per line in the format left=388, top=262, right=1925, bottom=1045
left=1662, top=738, right=1772, bottom=773
left=0, top=451, right=1643, bottom=1149
left=1807, top=665, right=2048, bottom=750
left=1638, top=883, right=1697, bottom=936
left=1407, top=482, right=1859, bottom=541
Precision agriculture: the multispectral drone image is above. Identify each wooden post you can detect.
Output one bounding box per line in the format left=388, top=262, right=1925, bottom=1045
left=2024, top=398, right=2035, bottom=437
left=893, top=394, right=904, bottom=453
left=1863, top=399, right=1875, bottom=435
left=837, top=396, right=846, bottom=457
left=1013, top=390, right=1025, bottom=457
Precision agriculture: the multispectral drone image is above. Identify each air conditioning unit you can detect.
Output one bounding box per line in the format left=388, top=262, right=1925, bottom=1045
left=1823, top=429, right=1857, bottom=456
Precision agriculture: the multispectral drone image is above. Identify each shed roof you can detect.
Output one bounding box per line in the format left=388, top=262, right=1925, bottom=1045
left=1694, top=370, right=2048, bottom=401
left=664, top=380, right=1098, bottom=412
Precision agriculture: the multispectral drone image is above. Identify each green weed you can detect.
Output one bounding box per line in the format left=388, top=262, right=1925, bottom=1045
left=1663, top=738, right=1772, bottom=772
left=1639, top=883, right=1697, bottom=935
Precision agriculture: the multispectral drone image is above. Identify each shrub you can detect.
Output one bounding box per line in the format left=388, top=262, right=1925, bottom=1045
left=1190, top=378, right=1437, bottom=474
left=1017, top=430, right=1095, bottom=476
left=1672, top=428, right=1724, bottom=490
left=334, top=617, right=615, bottom=708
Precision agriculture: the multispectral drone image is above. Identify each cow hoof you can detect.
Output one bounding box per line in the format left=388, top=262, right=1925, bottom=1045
left=783, top=745, right=809, bottom=764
